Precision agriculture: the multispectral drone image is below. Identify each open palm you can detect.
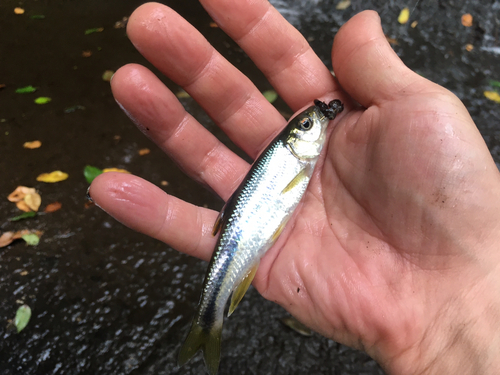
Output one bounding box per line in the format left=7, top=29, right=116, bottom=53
left=90, top=1, right=500, bottom=373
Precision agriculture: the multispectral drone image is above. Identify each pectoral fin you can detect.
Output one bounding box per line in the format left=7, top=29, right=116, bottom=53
left=228, top=263, right=259, bottom=317
left=212, top=193, right=236, bottom=236
left=281, top=167, right=309, bottom=194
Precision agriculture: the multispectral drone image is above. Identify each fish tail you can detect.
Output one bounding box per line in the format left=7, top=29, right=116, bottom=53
left=178, top=320, right=222, bottom=375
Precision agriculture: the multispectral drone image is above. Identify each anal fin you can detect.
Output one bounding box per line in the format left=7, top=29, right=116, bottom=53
left=228, top=263, right=259, bottom=317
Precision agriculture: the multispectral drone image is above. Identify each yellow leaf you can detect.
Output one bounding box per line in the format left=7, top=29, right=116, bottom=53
left=102, top=168, right=130, bottom=174
left=24, top=193, right=41, bottom=212
left=36, top=171, right=69, bottom=183
left=14, top=7, right=25, bottom=14
left=23, top=140, right=42, bottom=149
left=336, top=0, right=351, bottom=10
left=484, top=91, right=500, bottom=103
left=138, top=148, right=150, bottom=156
left=398, top=7, right=410, bottom=24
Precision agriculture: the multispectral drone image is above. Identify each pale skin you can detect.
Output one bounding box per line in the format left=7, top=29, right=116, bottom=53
left=89, top=1, right=500, bottom=374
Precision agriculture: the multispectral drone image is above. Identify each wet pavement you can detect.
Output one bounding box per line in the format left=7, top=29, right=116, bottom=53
left=1, top=0, right=499, bottom=374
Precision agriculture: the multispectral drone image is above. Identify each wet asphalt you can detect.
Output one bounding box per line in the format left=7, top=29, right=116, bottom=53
left=1, top=0, right=499, bottom=374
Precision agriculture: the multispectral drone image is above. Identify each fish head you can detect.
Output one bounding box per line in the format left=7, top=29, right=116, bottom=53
left=285, top=105, right=329, bottom=160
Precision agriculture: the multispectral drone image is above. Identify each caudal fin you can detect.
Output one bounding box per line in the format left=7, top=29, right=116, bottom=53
left=178, top=321, right=222, bottom=375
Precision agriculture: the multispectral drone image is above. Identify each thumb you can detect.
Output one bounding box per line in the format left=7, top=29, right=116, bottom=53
left=332, top=10, right=421, bottom=108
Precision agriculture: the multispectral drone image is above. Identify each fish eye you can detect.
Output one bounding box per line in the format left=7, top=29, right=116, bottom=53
left=300, top=118, right=312, bottom=130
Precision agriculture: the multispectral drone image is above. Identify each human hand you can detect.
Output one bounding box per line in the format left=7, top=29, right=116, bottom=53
left=89, top=1, right=500, bottom=374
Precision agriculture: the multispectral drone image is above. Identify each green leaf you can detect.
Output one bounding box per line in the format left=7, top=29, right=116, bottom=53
left=16, top=85, right=36, bottom=94
left=34, top=97, right=51, bottom=104
left=9, top=211, right=37, bottom=222
left=14, top=305, right=32, bottom=333
left=30, top=15, right=45, bottom=19
left=85, top=27, right=104, bottom=35
left=22, top=233, right=40, bottom=246
left=84, top=165, right=103, bottom=184
left=489, top=80, right=500, bottom=88
left=262, top=90, right=278, bottom=104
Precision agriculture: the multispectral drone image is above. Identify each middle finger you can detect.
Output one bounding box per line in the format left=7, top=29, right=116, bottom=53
left=127, top=3, right=286, bottom=158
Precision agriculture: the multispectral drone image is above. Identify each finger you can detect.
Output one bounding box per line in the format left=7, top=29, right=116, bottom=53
left=127, top=3, right=286, bottom=158
left=89, top=172, right=217, bottom=262
left=332, top=11, right=423, bottom=108
left=111, top=64, right=249, bottom=201
left=200, top=0, right=340, bottom=110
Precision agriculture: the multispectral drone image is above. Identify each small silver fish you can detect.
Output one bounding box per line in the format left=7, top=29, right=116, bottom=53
left=178, top=99, right=343, bottom=374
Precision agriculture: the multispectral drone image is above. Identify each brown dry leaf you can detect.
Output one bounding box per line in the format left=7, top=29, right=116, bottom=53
left=139, top=148, right=150, bottom=156
left=16, top=200, right=32, bottom=212
left=37, top=171, right=69, bottom=183
left=461, top=13, right=473, bottom=27
left=23, top=140, right=42, bottom=149
left=386, top=36, right=398, bottom=45
left=8, top=186, right=36, bottom=202
left=411, top=21, right=418, bottom=28
left=209, top=21, right=218, bottom=28
left=14, top=7, right=25, bottom=14
left=0, top=230, right=30, bottom=248
left=20, top=270, right=28, bottom=276
left=82, top=50, right=92, bottom=57
left=24, top=193, right=41, bottom=212
left=44, top=202, right=62, bottom=213
left=161, top=180, right=169, bottom=186
left=465, top=44, right=474, bottom=51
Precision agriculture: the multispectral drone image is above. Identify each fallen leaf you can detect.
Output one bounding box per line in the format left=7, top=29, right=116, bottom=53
left=85, top=27, right=104, bottom=35
left=465, top=44, right=474, bottom=51
left=64, top=105, right=86, bottom=113
left=411, top=21, right=418, bottom=28
left=37, top=171, right=69, bottom=183
left=336, top=0, right=351, bottom=10
left=398, top=7, right=410, bottom=24
left=484, top=91, right=500, bottom=103
left=386, top=36, right=398, bottom=45
left=16, top=200, right=32, bottom=212
left=44, top=202, right=62, bottom=213
left=139, top=148, right=150, bottom=156
left=16, top=86, right=36, bottom=94
left=24, top=193, right=41, bottom=211
left=9, top=211, right=37, bottom=222
left=34, top=97, right=51, bottom=104
left=0, top=230, right=30, bottom=247
left=14, top=7, right=25, bottom=14
left=262, top=90, right=278, bottom=103
left=82, top=50, right=92, bottom=57
left=23, top=140, right=42, bottom=149
left=461, top=13, right=473, bottom=27
left=0, top=84, right=6, bottom=90
left=103, top=168, right=130, bottom=174
left=8, top=186, right=37, bottom=202
left=22, top=233, right=40, bottom=246
left=30, top=15, right=45, bottom=19
left=209, top=21, right=219, bottom=28
left=176, top=90, right=190, bottom=99
left=20, top=270, right=28, bottom=276
left=102, top=70, right=114, bottom=82
left=489, top=80, right=500, bottom=89
left=14, top=305, right=31, bottom=333
left=83, top=165, right=103, bottom=183
left=161, top=180, right=169, bottom=186
left=114, top=17, right=128, bottom=29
